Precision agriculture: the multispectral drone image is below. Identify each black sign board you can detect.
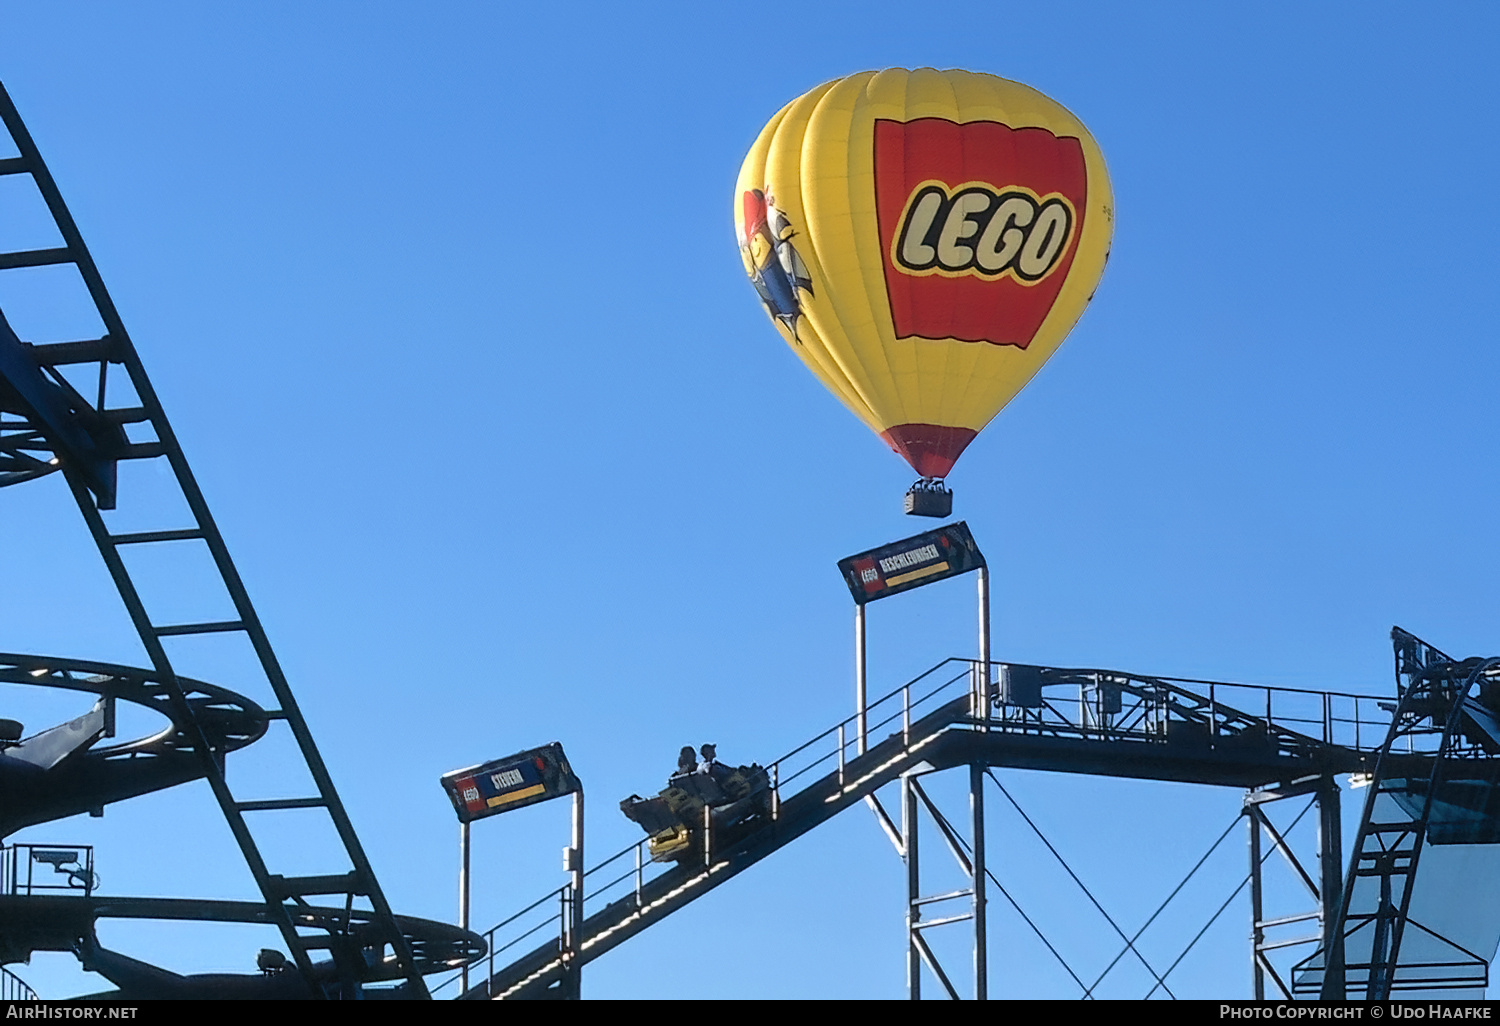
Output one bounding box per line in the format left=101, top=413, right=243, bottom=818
left=837, top=521, right=986, bottom=605
left=440, top=742, right=581, bottom=824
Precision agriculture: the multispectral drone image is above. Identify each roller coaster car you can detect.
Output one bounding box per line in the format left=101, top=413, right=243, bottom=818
left=620, top=764, right=772, bottom=863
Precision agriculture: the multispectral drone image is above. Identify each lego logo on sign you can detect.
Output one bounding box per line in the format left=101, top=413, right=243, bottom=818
left=892, top=182, right=1075, bottom=285
left=462, top=787, right=480, bottom=803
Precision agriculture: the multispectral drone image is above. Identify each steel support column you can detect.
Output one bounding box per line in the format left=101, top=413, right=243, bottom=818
left=1245, top=776, right=1341, bottom=1001
left=1317, top=778, right=1344, bottom=1001
left=903, top=772, right=920, bottom=1000
left=970, top=763, right=987, bottom=1000
left=1248, top=801, right=1265, bottom=1000
left=898, top=768, right=988, bottom=999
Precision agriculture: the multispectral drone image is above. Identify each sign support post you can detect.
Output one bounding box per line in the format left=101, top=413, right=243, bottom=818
left=838, top=521, right=991, bottom=1000
left=440, top=742, right=583, bottom=999
left=856, top=604, right=868, bottom=755
left=839, top=521, right=989, bottom=738
left=976, top=565, right=991, bottom=727
left=562, top=788, right=585, bottom=999
left=459, top=820, right=471, bottom=993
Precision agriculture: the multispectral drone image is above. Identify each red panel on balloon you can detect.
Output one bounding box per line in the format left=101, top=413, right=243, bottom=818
left=874, top=119, right=1088, bottom=347
left=880, top=423, right=978, bottom=479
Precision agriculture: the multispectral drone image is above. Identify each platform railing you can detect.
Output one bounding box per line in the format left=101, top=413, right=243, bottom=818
left=992, top=669, right=1395, bottom=755
left=441, top=658, right=1396, bottom=998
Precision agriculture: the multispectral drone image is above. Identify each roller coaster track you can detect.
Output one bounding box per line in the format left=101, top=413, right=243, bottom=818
left=0, top=656, right=489, bottom=994
left=0, top=654, right=267, bottom=839
left=0, top=653, right=483, bottom=990
left=0, top=80, right=445, bottom=997
left=452, top=657, right=1406, bottom=999
left=0, top=894, right=482, bottom=998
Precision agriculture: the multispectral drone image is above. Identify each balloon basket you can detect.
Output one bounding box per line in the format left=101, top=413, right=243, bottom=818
left=904, top=480, right=953, bottom=518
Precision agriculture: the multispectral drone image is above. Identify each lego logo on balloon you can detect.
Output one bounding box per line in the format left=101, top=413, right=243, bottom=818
left=893, top=183, right=1075, bottom=284
left=874, top=118, right=1089, bottom=348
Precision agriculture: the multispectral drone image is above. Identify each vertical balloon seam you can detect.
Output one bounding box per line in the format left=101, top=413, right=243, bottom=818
left=841, top=70, right=910, bottom=434
left=738, top=103, right=855, bottom=420
left=802, top=74, right=895, bottom=435
left=799, top=77, right=885, bottom=428
left=921, top=73, right=1000, bottom=439
left=862, top=70, right=918, bottom=469
left=853, top=68, right=908, bottom=436
left=767, top=84, right=881, bottom=428
left=965, top=79, right=1028, bottom=434
left=962, top=83, right=1096, bottom=439
left=868, top=68, right=918, bottom=434
left=902, top=72, right=991, bottom=470
left=786, top=78, right=870, bottom=420
left=908, top=68, right=953, bottom=436
left=849, top=70, right=910, bottom=433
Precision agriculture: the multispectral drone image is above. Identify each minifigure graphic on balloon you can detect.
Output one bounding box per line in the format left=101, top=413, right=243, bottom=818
left=738, top=188, right=815, bottom=337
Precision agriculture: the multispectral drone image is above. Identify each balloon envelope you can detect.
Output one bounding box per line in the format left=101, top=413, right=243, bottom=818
left=736, top=69, right=1113, bottom=479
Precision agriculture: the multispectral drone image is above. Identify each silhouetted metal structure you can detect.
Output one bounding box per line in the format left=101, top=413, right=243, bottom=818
left=1292, top=629, right=1500, bottom=999
left=0, top=80, right=479, bottom=997
left=452, top=626, right=1500, bottom=1000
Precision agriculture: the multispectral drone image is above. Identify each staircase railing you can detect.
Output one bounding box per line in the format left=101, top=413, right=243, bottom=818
left=1, top=966, right=36, bottom=1001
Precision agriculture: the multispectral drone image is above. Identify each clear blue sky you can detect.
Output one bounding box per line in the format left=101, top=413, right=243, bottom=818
left=3, top=1, right=1499, bottom=1000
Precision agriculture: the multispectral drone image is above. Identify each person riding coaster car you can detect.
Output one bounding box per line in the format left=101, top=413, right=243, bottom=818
left=619, top=744, right=773, bottom=863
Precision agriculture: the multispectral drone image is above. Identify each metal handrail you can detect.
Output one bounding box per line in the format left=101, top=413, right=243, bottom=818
left=1, top=966, right=36, bottom=1001
left=445, top=657, right=1396, bottom=997
left=429, top=882, right=567, bottom=997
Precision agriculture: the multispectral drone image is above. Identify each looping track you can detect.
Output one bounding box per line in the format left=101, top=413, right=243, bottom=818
left=0, top=653, right=267, bottom=838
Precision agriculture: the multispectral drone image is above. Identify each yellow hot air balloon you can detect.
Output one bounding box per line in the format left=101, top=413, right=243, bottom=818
left=735, top=68, right=1112, bottom=513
